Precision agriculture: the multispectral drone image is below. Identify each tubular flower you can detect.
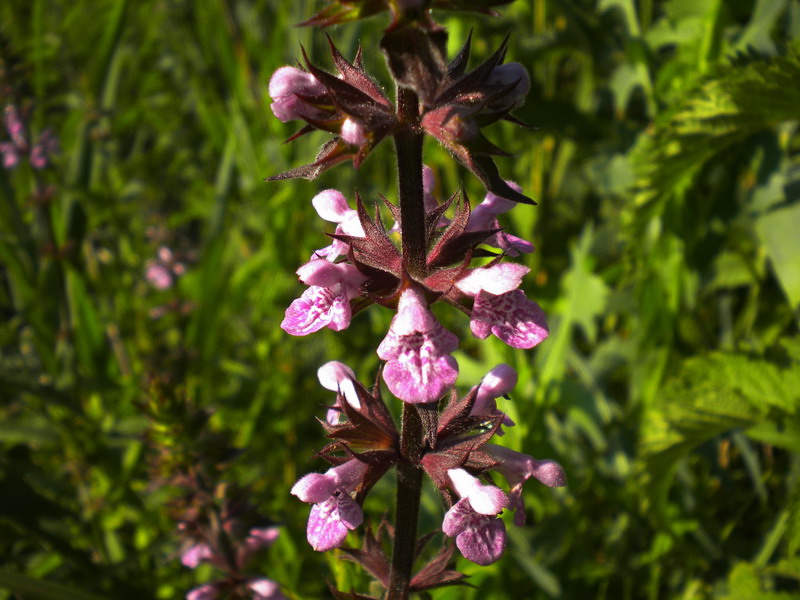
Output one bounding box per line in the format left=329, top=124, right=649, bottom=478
left=248, top=578, right=287, bottom=600
left=310, top=189, right=365, bottom=261
left=484, top=444, right=567, bottom=525
left=469, top=289, right=548, bottom=349
left=317, top=360, right=361, bottom=424
left=469, top=363, right=517, bottom=435
left=268, top=66, right=331, bottom=123
left=1, top=105, right=58, bottom=170
left=443, top=468, right=509, bottom=565
left=281, top=259, right=368, bottom=335
left=466, top=182, right=535, bottom=256
left=377, top=286, right=459, bottom=404
left=291, top=459, right=370, bottom=551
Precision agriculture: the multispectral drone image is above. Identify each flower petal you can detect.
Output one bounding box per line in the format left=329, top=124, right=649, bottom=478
left=456, top=263, right=529, bottom=296
left=455, top=515, right=506, bottom=566
left=291, top=473, right=338, bottom=503
left=281, top=285, right=351, bottom=336
left=470, top=290, right=548, bottom=349
left=306, top=494, right=363, bottom=552
left=312, top=189, right=351, bottom=223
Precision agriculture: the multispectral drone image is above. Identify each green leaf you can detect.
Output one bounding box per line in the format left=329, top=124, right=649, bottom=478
left=755, top=202, right=800, bottom=309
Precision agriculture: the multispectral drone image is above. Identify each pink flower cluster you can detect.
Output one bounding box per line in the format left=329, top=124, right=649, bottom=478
left=0, top=105, right=57, bottom=170
left=181, top=525, right=286, bottom=600
left=281, top=170, right=548, bottom=405
left=290, top=361, right=566, bottom=565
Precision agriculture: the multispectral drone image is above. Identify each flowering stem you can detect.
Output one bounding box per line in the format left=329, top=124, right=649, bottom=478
left=394, top=87, right=426, bottom=281
left=387, top=403, right=424, bottom=599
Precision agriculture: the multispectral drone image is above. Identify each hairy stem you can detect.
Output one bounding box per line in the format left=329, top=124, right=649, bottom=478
left=387, top=404, right=424, bottom=599
left=394, top=87, right=426, bottom=281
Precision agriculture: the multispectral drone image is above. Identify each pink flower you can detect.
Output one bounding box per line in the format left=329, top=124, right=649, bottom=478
left=469, top=364, right=518, bottom=435
left=466, top=183, right=534, bottom=256
left=485, top=444, right=566, bottom=525
left=455, top=262, right=529, bottom=297
left=447, top=468, right=509, bottom=515
left=145, top=246, right=186, bottom=290
left=443, top=468, right=509, bottom=565
left=377, top=287, right=459, bottom=404
left=310, top=189, right=364, bottom=261
left=291, top=459, right=369, bottom=551
left=238, top=526, right=281, bottom=566
left=186, top=583, right=219, bottom=600
left=248, top=578, right=286, bottom=600
left=181, top=542, right=213, bottom=568
left=317, top=361, right=361, bottom=424
left=470, top=289, right=548, bottom=349
left=268, top=66, right=329, bottom=123
left=1, top=105, right=58, bottom=171
left=486, top=63, right=530, bottom=112
left=281, top=260, right=368, bottom=335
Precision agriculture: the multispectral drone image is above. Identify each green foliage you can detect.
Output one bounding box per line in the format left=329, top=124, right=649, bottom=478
left=1, top=0, right=799, bottom=599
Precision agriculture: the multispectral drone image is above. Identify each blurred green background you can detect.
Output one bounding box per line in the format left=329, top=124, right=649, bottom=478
left=2, top=0, right=800, bottom=598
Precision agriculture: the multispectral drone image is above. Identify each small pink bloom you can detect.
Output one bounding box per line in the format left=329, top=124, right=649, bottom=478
left=181, top=542, right=213, bottom=568
left=281, top=261, right=367, bottom=336
left=485, top=444, right=566, bottom=525
left=470, top=289, right=548, bottom=349
left=186, top=583, right=219, bottom=600
left=29, top=129, right=58, bottom=169
left=487, top=63, right=530, bottom=111
left=455, top=263, right=529, bottom=296
left=4, top=105, right=26, bottom=147
left=248, top=578, right=286, bottom=600
left=317, top=361, right=361, bottom=424
left=238, top=526, right=281, bottom=566
left=443, top=469, right=509, bottom=565
left=377, top=287, right=459, bottom=404
left=470, top=364, right=518, bottom=435
left=311, top=189, right=364, bottom=261
left=0, top=142, right=20, bottom=169
left=447, top=468, right=509, bottom=515
left=145, top=262, right=174, bottom=290
left=291, top=459, right=369, bottom=503
left=268, top=66, right=329, bottom=123
left=467, top=182, right=535, bottom=256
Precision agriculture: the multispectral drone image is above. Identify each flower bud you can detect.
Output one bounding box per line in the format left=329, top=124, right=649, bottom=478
left=340, top=118, right=367, bottom=145
left=486, top=63, right=530, bottom=111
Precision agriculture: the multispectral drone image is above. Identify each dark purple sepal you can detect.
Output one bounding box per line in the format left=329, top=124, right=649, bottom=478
left=340, top=524, right=390, bottom=588
left=409, top=542, right=472, bottom=591
left=326, top=581, right=379, bottom=600
left=329, top=191, right=403, bottom=275
left=326, top=35, right=392, bottom=108
left=302, top=47, right=395, bottom=131
left=323, top=377, right=399, bottom=451
left=266, top=138, right=352, bottom=181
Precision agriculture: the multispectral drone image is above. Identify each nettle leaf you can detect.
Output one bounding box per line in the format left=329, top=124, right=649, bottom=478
left=638, top=348, right=800, bottom=507
left=631, top=41, right=800, bottom=216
